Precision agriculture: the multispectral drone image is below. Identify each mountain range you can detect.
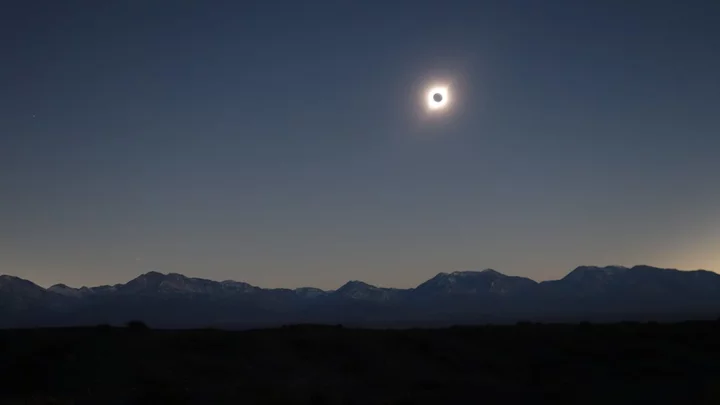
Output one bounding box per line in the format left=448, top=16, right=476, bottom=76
left=2, top=265, right=720, bottom=329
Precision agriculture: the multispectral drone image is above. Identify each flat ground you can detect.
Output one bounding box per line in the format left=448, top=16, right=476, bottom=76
left=2, top=321, right=720, bottom=404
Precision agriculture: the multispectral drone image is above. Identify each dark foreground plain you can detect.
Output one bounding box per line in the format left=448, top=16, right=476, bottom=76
left=3, top=322, right=720, bottom=404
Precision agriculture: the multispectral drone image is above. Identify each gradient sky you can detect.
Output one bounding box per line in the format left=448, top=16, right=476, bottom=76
left=2, top=0, right=720, bottom=290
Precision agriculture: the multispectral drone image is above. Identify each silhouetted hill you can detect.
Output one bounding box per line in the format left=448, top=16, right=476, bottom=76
left=414, top=269, right=537, bottom=297
left=333, top=280, right=406, bottom=301
left=0, top=275, right=48, bottom=305
left=2, top=266, right=720, bottom=328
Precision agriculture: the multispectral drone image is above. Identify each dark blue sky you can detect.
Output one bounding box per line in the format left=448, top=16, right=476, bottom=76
left=2, top=0, right=720, bottom=289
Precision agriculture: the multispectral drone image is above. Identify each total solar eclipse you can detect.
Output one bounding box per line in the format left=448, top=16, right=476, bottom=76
left=426, top=86, right=449, bottom=111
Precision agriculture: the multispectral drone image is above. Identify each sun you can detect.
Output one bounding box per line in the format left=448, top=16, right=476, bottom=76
left=426, top=86, right=449, bottom=111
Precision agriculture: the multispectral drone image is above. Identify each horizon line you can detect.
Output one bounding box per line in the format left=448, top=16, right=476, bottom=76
left=2, top=264, right=717, bottom=292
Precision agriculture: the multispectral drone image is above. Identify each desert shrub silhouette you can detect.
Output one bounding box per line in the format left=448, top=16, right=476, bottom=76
left=95, top=323, right=112, bottom=333
left=126, top=320, right=150, bottom=331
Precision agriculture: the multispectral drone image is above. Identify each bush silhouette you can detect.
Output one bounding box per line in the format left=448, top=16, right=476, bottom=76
left=95, top=323, right=112, bottom=332
left=127, top=320, right=150, bottom=331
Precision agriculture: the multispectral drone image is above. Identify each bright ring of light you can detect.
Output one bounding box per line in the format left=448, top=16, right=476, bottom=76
left=427, top=86, right=449, bottom=110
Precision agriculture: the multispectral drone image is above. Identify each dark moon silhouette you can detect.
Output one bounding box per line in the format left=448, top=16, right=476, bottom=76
left=433, top=93, right=443, bottom=102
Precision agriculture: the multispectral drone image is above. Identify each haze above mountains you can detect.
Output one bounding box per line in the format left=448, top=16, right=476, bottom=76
left=2, top=265, right=720, bottom=329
